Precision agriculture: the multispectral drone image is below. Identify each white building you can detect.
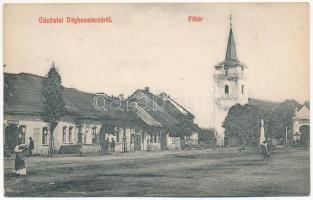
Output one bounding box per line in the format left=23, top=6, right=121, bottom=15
left=4, top=72, right=198, bottom=155
left=212, top=15, right=249, bottom=146
left=292, top=102, right=310, bottom=144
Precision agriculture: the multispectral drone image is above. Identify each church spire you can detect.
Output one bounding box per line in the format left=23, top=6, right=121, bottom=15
left=225, top=13, right=237, bottom=61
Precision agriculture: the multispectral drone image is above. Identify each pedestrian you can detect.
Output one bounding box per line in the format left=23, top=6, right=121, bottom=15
left=212, top=136, right=217, bottom=150
left=14, top=143, right=28, bottom=177
left=260, top=140, right=270, bottom=160
left=105, top=138, right=110, bottom=154
left=28, top=137, right=34, bottom=157
left=266, top=138, right=272, bottom=155
left=111, top=138, right=115, bottom=152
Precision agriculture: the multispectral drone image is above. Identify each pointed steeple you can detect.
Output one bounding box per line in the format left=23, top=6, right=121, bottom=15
left=225, top=14, right=237, bottom=61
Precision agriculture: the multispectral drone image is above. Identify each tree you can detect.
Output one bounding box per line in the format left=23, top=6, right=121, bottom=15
left=223, top=104, right=263, bottom=147
left=267, top=99, right=301, bottom=142
left=198, top=128, right=215, bottom=142
left=170, top=116, right=195, bottom=149
left=42, top=63, right=65, bottom=157
left=198, top=128, right=216, bottom=149
left=171, top=117, right=195, bottom=138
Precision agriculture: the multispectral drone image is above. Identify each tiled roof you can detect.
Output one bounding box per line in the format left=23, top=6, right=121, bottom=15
left=248, top=98, right=281, bottom=112
left=4, top=72, right=194, bottom=129
left=4, top=73, right=136, bottom=123
left=129, top=89, right=194, bottom=128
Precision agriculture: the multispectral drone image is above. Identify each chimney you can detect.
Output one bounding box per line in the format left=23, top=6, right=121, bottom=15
left=144, top=87, right=150, bottom=92
left=159, top=92, right=169, bottom=100
left=118, top=94, right=125, bottom=101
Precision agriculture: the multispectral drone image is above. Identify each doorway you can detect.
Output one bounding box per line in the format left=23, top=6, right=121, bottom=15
left=134, top=134, right=141, bottom=151
left=5, top=124, right=19, bottom=152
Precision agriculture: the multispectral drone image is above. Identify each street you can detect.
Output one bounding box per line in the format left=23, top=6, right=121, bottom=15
left=4, top=148, right=310, bottom=197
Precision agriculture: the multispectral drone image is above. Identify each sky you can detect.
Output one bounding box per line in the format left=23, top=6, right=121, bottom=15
left=3, top=3, right=309, bottom=127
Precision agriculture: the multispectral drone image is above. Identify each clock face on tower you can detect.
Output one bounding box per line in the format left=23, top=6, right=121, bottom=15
left=224, top=65, right=229, bottom=70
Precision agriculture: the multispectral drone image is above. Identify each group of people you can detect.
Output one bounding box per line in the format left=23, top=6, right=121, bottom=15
left=14, top=137, right=34, bottom=177
left=260, top=138, right=272, bottom=160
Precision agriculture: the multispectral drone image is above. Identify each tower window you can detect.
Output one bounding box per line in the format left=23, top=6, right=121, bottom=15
left=225, top=70, right=228, bottom=77
left=225, top=85, right=229, bottom=95
left=242, top=85, right=245, bottom=95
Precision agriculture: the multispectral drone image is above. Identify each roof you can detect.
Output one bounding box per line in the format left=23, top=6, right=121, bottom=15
left=132, top=105, right=163, bottom=127
left=295, top=103, right=310, bottom=120
left=4, top=73, right=137, bottom=124
left=225, top=28, right=237, bottom=61
left=129, top=89, right=179, bottom=128
left=248, top=98, right=281, bottom=112
left=215, top=25, right=244, bottom=68
left=129, top=89, right=195, bottom=128
left=303, top=101, right=310, bottom=110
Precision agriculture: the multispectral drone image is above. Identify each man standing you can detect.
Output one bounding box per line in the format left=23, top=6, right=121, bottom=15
left=111, top=138, right=115, bottom=153
left=105, top=138, right=110, bottom=154
left=28, top=137, right=34, bottom=157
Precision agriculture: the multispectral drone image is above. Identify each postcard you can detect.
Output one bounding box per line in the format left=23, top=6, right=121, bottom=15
left=3, top=3, right=310, bottom=197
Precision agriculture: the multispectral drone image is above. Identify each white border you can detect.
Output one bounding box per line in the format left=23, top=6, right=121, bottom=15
left=0, top=1, right=311, bottom=200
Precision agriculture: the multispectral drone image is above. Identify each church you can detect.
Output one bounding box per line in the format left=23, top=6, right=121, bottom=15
left=212, top=15, right=249, bottom=146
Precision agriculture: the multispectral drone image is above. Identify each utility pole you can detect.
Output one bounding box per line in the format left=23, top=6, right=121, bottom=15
left=285, top=125, right=288, bottom=150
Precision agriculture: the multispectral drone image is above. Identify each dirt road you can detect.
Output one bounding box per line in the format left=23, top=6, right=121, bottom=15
left=4, top=148, right=310, bottom=197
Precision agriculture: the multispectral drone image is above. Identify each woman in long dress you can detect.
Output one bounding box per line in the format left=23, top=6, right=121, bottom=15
left=260, top=140, right=270, bottom=160
left=14, top=144, right=28, bottom=176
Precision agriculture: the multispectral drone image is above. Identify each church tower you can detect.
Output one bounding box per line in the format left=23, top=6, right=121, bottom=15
left=213, top=14, right=249, bottom=146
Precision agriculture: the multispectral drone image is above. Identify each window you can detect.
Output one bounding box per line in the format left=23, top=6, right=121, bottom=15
left=152, top=133, right=159, bottom=143
left=225, top=85, right=229, bottom=95
left=135, top=129, right=140, bottom=133
left=92, top=127, right=97, bottom=144
left=225, top=70, right=228, bottom=77
left=172, top=137, right=176, bottom=144
left=18, top=126, right=26, bottom=144
left=42, top=127, right=49, bottom=145
left=131, top=134, right=135, bottom=143
left=69, top=127, right=73, bottom=143
left=62, top=127, right=67, bottom=143
left=77, top=126, right=82, bottom=143
left=242, top=85, right=245, bottom=95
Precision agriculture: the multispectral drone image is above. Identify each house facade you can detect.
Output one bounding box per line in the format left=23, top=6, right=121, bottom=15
left=293, top=102, right=310, bottom=144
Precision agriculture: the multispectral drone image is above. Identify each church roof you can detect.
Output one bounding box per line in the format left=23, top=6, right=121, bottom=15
left=248, top=98, right=281, bottom=112
left=215, top=16, right=243, bottom=68
left=225, top=28, right=237, bottom=61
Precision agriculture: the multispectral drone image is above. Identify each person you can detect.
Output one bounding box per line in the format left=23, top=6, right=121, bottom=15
left=111, top=138, right=115, bottom=152
left=266, top=138, right=272, bottom=155
left=212, top=136, right=217, bottom=150
left=260, top=140, right=270, bottom=160
left=28, top=137, right=34, bottom=157
left=14, top=143, right=28, bottom=176
left=105, top=138, right=110, bottom=154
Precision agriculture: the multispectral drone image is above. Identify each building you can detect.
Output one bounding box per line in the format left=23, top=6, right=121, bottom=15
left=293, top=101, right=310, bottom=145
left=4, top=72, right=198, bottom=155
left=212, top=15, right=249, bottom=146
left=129, top=87, right=197, bottom=150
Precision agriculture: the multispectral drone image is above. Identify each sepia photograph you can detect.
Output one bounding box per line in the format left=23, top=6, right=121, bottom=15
left=2, top=2, right=310, bottom=197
